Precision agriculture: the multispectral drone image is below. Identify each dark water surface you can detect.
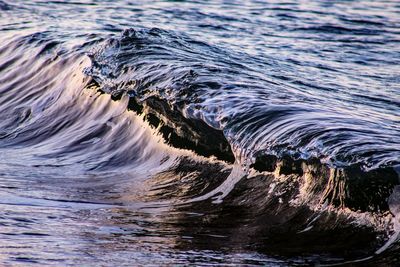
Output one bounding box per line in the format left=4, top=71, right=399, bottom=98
left=0, top=0, right=400, bottom=266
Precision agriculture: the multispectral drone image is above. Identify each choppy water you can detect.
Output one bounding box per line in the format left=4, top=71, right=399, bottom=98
left=1, top=0, right=400, bottom=266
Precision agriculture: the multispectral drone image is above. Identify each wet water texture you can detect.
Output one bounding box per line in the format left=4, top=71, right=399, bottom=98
left=0, top=0, right=400, bottom=266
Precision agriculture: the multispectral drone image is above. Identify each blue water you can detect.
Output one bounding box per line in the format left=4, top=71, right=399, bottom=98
left=0, top=0, right=399, bottom=265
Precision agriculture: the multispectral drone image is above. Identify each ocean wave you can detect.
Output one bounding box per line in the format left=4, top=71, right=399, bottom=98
left=1, top=29, right=399, bottom=264
left=85, top=28, right=400, bottom=213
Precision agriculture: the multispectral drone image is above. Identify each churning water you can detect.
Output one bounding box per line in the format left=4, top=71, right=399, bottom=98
left=0, top=0, right=399, bottom=266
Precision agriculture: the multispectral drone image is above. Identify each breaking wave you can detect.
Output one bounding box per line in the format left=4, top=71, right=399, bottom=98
left=1, top=27, right=399, bottom=265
